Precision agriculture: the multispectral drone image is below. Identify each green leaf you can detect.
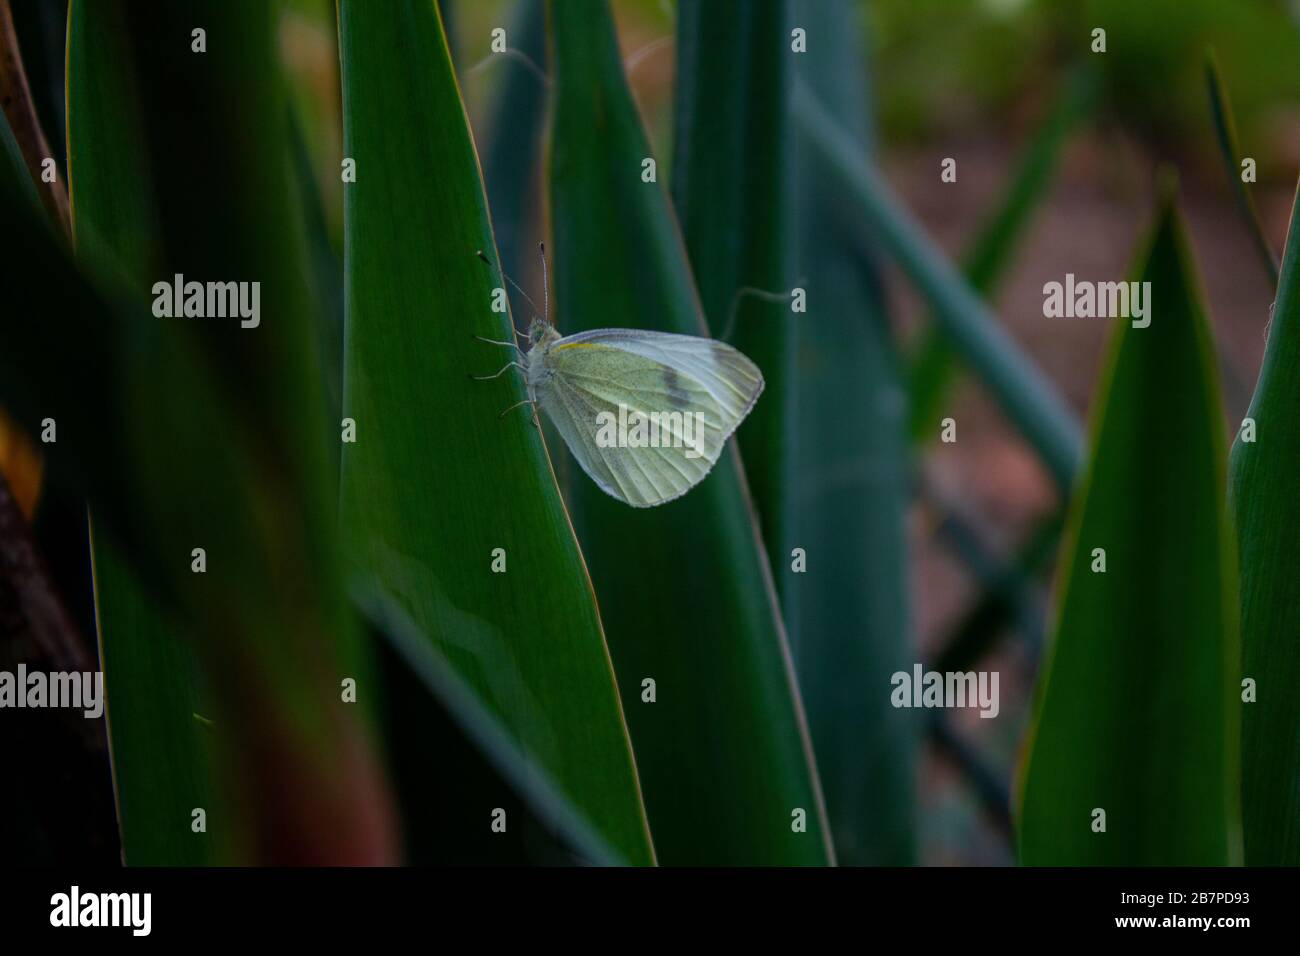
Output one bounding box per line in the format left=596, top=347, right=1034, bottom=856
left=909, top=71, right=1093, bottom=445
left=548, top=0, right=832, bottom=865
left=1229, top=181, right=1300, bottom=865
left=89, top=543, right=217, bottom=863
left=356, top=584, right=620, bottom=865
left=480, top=0, right=547, bottom=303
left=793, top=82, right=1083, bottom=493
left=66, top=2, right=214, bottom=864
left=288, top=109, right=346, bottom=447
left=782, top=0, right=917, bottom=864
left=1018, top=194, right=1240, bottom=866
left=336, top=0, right=653, bottom=865
left=1205, top=49, right=1277, bottom=289
left=60, top=0, right=397, bottom=864
left=672, top=0, right=792, bottom=581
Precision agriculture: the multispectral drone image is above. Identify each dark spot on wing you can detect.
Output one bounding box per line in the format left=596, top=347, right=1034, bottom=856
left=663, top=365, right=690, bottom=410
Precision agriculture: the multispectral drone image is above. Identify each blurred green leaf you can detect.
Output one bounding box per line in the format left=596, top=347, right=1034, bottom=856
left=478, top=0, right=574, bottom=503
left=66, top=2, right=214, bottom=864
left=781, top=0, right=917, bottom=864
left=910, top=71, right=1092, bottom=445
left=336, top=0, right=653, bottom=864
left=480, top=0, right=546, bottom=301
left=548, top=0, right=832, bottom=865
left=794, top=82, right=1083, bottom=493
left=288, top=110, right=345, bottom=446
left=672, top=0, right=791, bottom=579
left=1204, top=49, right=1277, bottom=289
left=4, top=140, right=395, bottom=865
left=1229, top=181, right=1300, bottom=865
left=89, top=543, right=216, bottom=863
left=1018, top=195, right=1240, bottom=865
left=59, top=0, right=397, bottom=864
left=1053, top=0, right=1300, bottom=146
left=357, top=584, right=619, bottom=865
left=437, top=0, right=458, bottom=63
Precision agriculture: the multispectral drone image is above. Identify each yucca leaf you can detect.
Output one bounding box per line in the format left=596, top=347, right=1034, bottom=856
left=1018, top=193, right=1240, bottom=865
left=65, top=0, right=213, bottom=865
left=288, top=110, right=345, bottom=446
left=480, top=0, right=547, bottom=305
left=1229, top=181, right=1300, bottom=865
left=336, top=0, right=653, bottom=864
left=775, top=0, right=917, bottom=864
left=794, top=82, right=1083, bottom=493
left=357, top=584, right=620, bottom=865
left=2, top=141, right=396, bottom=864
left=548, top=0, right=833, bottom=865
left=1205, top=50, right=1277, bottom=288
left=88, top=542, right=217, bottom=864
left=673, top=0, right=792, bottom=580
left=60, top=0, right=397, bottom=864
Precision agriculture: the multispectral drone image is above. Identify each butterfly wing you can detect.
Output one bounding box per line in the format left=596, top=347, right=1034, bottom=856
left=535, top=328, right=764, bottom=507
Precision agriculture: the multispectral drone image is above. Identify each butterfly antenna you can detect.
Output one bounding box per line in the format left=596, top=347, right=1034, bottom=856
left=477, top=250, right=541, bottom=339
left=720, top=283, right=800, bottom=343
left=538, top=242, right=550, bottom=326
left=466, top=49, right=552, bottom=88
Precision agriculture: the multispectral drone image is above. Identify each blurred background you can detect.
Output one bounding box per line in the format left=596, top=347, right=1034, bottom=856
left=3, top=0, right=1295, bottom=865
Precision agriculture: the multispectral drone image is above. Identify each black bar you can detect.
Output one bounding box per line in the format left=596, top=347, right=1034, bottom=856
left=0, top=867, right=1281, bottom=941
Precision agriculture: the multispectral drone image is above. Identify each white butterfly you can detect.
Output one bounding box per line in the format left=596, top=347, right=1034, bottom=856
left=474, top=248, right=763, bottom=508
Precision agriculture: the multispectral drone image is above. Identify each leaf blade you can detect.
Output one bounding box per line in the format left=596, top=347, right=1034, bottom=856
left=1018, top=196, right=1240, bottom=866
left=1229, top=180, right=1300, bottom=864
left=782, top=0, right=917, bottom=864
left=672, top=0, right=792, bottom=577
left=337, top=0, right=653, bottom=865
left=548, top=0, right=833, bottom=865
left=63, top=0, right=398, bottom=864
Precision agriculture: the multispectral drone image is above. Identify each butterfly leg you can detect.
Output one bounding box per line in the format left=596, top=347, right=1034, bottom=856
left=473, top=334, right=525, bottom=355
left=498, top=398, right=536, bottom=419
left=469, top=361, right=526, bottom=381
